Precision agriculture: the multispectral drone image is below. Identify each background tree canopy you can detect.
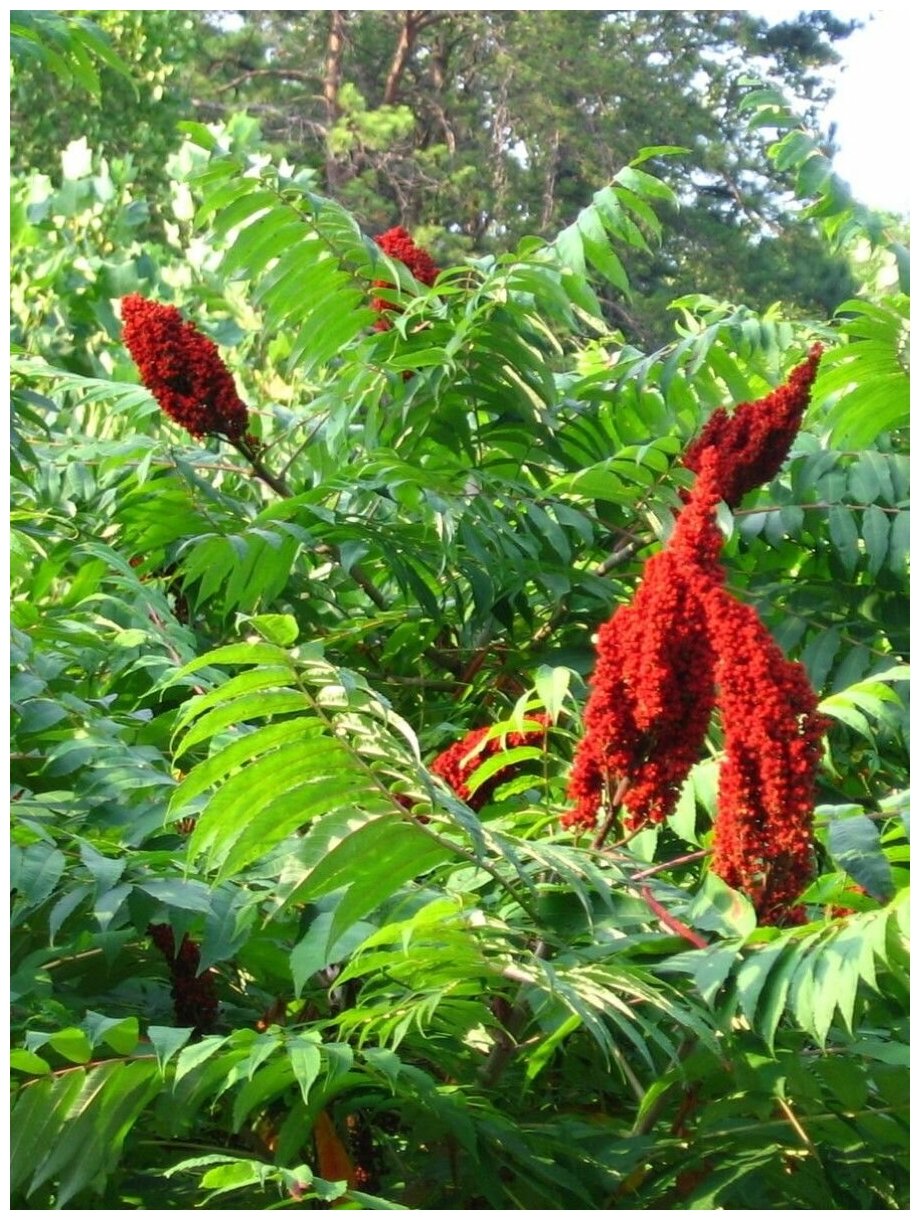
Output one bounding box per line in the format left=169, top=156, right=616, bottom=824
left=12, top=8, right=865, bottom=344
left=10, top=8, right=909, bottom=1212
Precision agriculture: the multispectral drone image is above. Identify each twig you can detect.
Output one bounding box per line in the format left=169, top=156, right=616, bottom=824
left=630, top=850, right=710, bottom=881
left=611, top=1044, right=646, bottom=1105
left=368, top=674, right=463, bottom=691
left=734, top=501, right=904, bottom=517
left=591, top=775, right=631, bottom=850
left=814, top=807, right=893, bottom=824
left=413, top=819, right=543, bottom=928
left=229, top=434, right=389, bottom=611
left=597, top=536, right=645, bottom=576
left=213, top=66, right=321, bottom=92
left=16, top=1052, right=157, bottom=1085
left=42, top=948, right=104, bottom=972
left=479, top=940, right=550, bottom=1088
left=278, top=412, right=330, bottom=480
left=630, top=1036, right=697, bottom=1136
left=776, top=1096, right=819, bottom=1155
left=604, top=816, right=652, bottom=853
left=229, top=435, right=293, bottom=499
left=500, top=964, right=538, bottom=987
left=638, top=885, right=708, bottom=949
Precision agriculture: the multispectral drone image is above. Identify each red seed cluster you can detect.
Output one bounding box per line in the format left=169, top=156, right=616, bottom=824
left=705, top=586, right=830, bottom=924
left=829, top=884, right=867, bottom=919
left=121, top=295, right=249, bottom=441
left=682, top=344, right=823, bottom=506
left=371, top=226, right=439, bottom=329
left=431, top=714, right=550, bottom=810
left=374, top=226, right=439, bottom=287
left=148, top=923, right=219, bottom=1034
left=567, top=351, right=827, bottom=924
left=565, top=458, right=723, bottom=833
left=566, top=552, right=716, bottom=831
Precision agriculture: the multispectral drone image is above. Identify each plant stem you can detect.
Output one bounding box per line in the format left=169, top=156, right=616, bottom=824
left=293, top=673, right=542, bottom=925
left=592, top=776, right=632, bottom=850
left=229, top=433, right=389, bottom=610
left=630, top=849, right=710, bottom=881
left=414, top=818, right=543, bottom=927
left=479, top=939, right=550, bottom=1088
left=597, top=535, right=645, bottom=575
left=776, top=1095, right=819, bottom=1157
left=637, top=884, right=708, bottom=949
left=611, top=1043, right=646, bottom=1105
left=230, top=434, right=293, bottom=498
left=631, top=1036, right=697, bottom=1136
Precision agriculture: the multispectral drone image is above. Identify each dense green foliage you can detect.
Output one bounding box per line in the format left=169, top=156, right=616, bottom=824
left=10, top=12, right=909, bottom=1211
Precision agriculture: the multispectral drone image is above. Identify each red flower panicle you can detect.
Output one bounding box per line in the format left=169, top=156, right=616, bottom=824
left=374, top=226, right=439, bottom=287
left=829, top=884, right=868, bottom=919
left=676, top=454, right=828, bottom=921
left=703, top=587, right=830, bottom=925
left=565, top=555, right=716, bottom=832
left=148, top=923, right=219, bottom=1034
left=566, top=457, right=723, bottom=833
left=371, top=226, right=439, bottom=329
left=567, top=351, right=828, bottom=924
left=682, top=345, right=822, bottom=506
left=432, top=714, right=549, bottom=810
left=121, top=295, right=249, bottom=441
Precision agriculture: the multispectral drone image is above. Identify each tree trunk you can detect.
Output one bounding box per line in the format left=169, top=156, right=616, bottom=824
left=540, top=129, right=561, bottom=232
left=383, top=12, right=417, bottom=106
left=383, top=11, right=445, bottom=105
left=323, top=10, right=346, bottom=190
left=427, top=31, right=456, bottom=154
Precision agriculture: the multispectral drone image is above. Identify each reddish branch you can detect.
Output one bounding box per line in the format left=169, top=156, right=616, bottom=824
left=383, top=11, right=447, bottom=105
left=638, top=886, right=708, bottom=949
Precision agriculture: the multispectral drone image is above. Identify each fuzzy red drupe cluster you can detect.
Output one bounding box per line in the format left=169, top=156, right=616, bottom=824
left=431, top=714, right=550, bottom=810
left=704, top=578, right=829, bottom=924
left=148, top=923, right=219, bottom=1035
left=121, top=294, right=249, bottom=441
left=371, top=226, right=440, bottom=329
left=681, top=344, right=823, bottom=506
left=567, top=348, right=827, bottom=924
left=567, top=470, right=722, bottom=833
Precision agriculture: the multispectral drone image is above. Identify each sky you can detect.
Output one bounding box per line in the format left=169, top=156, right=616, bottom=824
left=796, top=7, right=911, bottom=215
